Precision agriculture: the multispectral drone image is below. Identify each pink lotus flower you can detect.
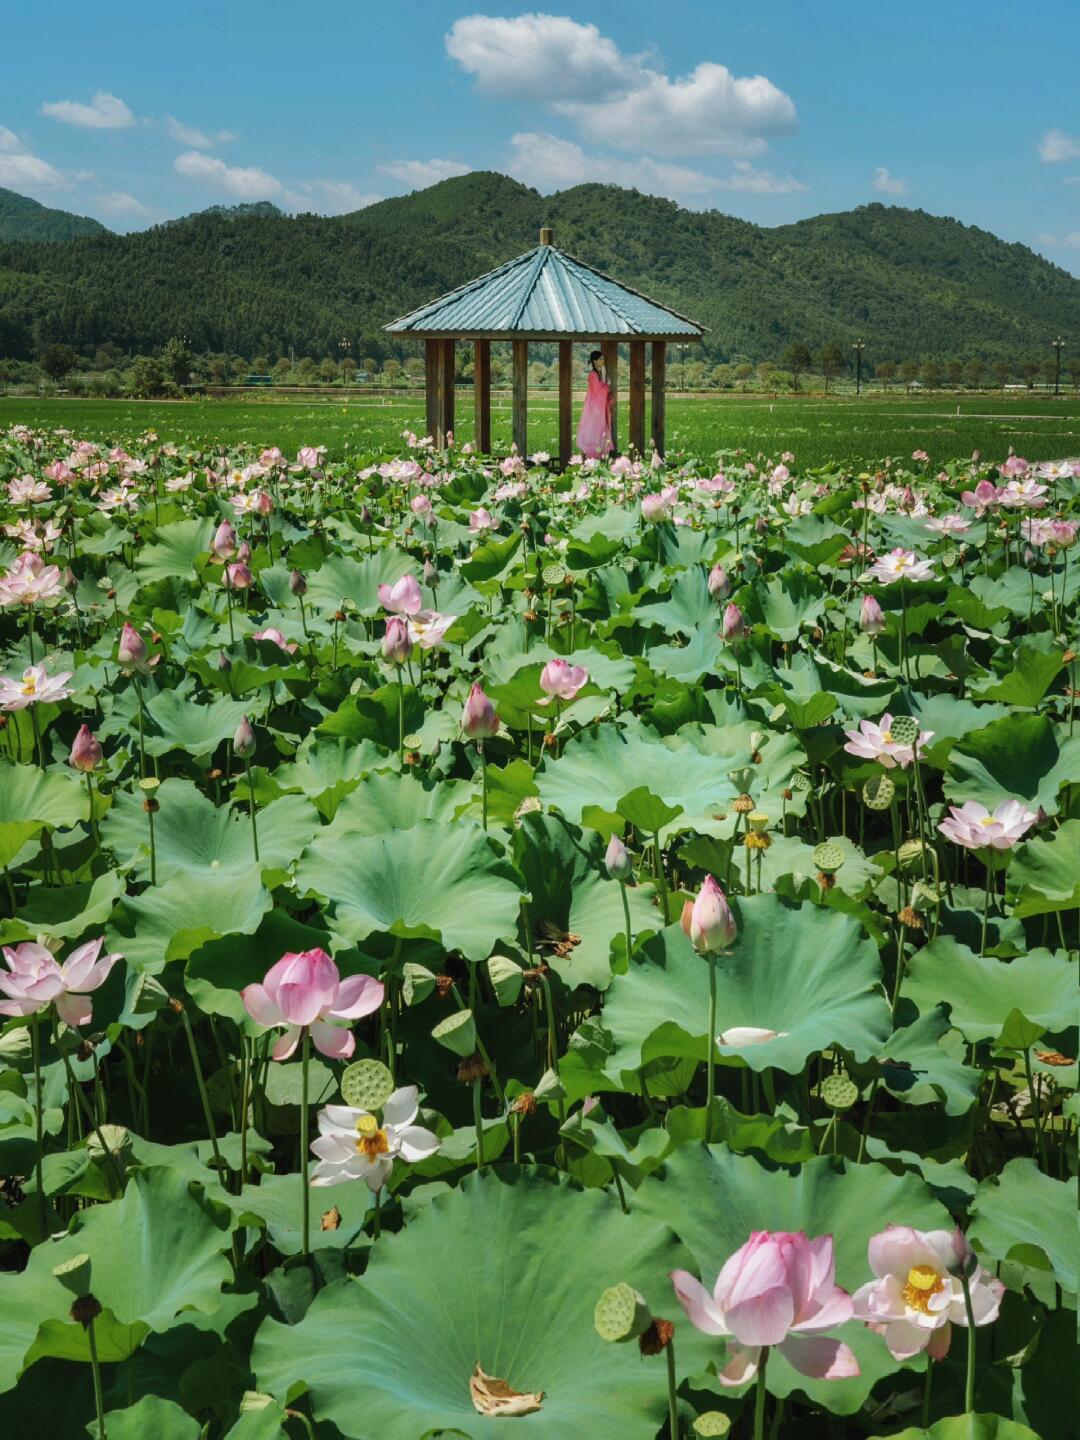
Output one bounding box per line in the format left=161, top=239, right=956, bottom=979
left=865, top=549, right=936, bottom=584
left=938, top=799, right=1037, bottom=851
left=911, top=449, right=929, bottom=462
left=604, top=834, right=632, bottom=881
left=672, top=1230, right=859, bottom=1387
left=852, top=1225, right=1003, bottom=1361
left=225, top=562, right=253, bottom=591
left=0, top=664, right=74, bottom=710
left=960, top=480, right=1000, bottom=516
left=721, top=603, right=747, bottom=642
left=252, top=627, right=298, bottom=655
left=210, top=520, right=238, bottom=560
left=69, top=724, right=102, bottom=773
left=999, top=454, right=1029, bottom=477
left=7, top=476, right=52, bottom=505
left=241, top=949, right=384, bottom=1061
left=859, top=593, right=885, bottom=636
left=462, top=682, right=499, bottom=740
left=296, top=446, right=324, bottom=470
left=378, top=574, right=423, bottom=615
left=0, top=552, right=64, bottom=607
left=117, top=621, right=153, bottom=673
left=382, top=616, right=413, bottom=665
left=310, top=1086, right=440, bottom=1191
left=410, top=495, right=434, bottom=521
left=924, top=513, right=972, bottom=536
left=469, top=507, right=494, bottom=534
left=843, top=714, right=933, bottom=769
left=686, top=876, right=737, bottom=954
left=707, top=563, right=730, bottom=600
left=407, top=610, right=456, bottom=650
left=0, top=938, right=122, bottom=1027
left=538, top=659, right=588, bottom=704
left=717, top=1027, right=789, bottom=1048
left=641, top=493, right=670, bottom=523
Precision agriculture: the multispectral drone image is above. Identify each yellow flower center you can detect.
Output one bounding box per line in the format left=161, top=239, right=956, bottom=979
left=978, top=816, right=998, bottom=827
left=21, top=676, right=37, bottom=697
left=901, top=1264, right=945, bottom=1314
left=882, top=730, right=894, bottom=744
left=354, top=1114, right=389, bottom=1159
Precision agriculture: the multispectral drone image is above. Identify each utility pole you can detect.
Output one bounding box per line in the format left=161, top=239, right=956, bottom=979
left=852, top=338, right=865, bottom=396
left=1051, top=336, right=1065, bottom=396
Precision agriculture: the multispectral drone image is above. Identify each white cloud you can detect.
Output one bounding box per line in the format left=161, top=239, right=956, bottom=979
left=1036, top=231, right=1080, bottom=248
left=716, top=160, right=807, bottom=194
left=1035, top=231, right=1057, bottom=245
left=285, top=179, right=382, bottom=213
left=446, top=14, right=636, bottom=101
left=41, top=92, right=135, bottom=129
left=379, top=158, right=472, bottom=188
left=0, top=125, right=66, bottom=188
left=96, top=191, right=151, bottom=217
left=174, top=150, right=282, bottom=199
left=1066, top=175, right=1080, bottom=187
left=165, top=116, right=237, bottom=148
left=508, top=130, right=718, bottom=199
left=1038, top=128, right=1080, bottom=163
left=447, top=14, right=796, bottom=158
left=872, top=166, right=908, bottom=195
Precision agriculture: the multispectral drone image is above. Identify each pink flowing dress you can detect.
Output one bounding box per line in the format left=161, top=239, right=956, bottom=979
left=577, top=370, right=612, bottom=458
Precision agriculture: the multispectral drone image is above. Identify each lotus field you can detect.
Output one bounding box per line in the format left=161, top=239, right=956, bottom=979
left=1, top=424, right=1078, bottom=1440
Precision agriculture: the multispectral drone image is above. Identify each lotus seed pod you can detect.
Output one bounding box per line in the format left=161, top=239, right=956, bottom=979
left=86, top=1123, right=131, bottom=1162
left=812, top=841, right=844, bottom=875
left=542, top=564, right=565, bottom=586
left=340, top=1058, right=395, bottom=1111
left=532, top=1067, right=566, bottom=1102
left=486, top=954, right=524, bottom=1006
left=888, top=715, right=919, bottom=746
left=694, top=1415, right=733, bottom=1438
left=862, top=773, right=895, bottom=811
left=747, top=811, right=770, bottom=835
left=401, top=962, right=436, bottom=1005
left=594, top=1283, right=653, bottom=1344
left=402, top=732, right=423, bottom=752
left=431, top=1008, right=478, bottom=1057
left=897, top=838, right=926, bottom=869
left=52, top=1253, right=92, bottom=1298
left=821, top=1073, right=859, bottom=1111
left=790, top=771, right=812, bottom=793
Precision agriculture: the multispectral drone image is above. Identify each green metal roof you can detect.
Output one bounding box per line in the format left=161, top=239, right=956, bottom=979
left=385, top=241, right=704, bottom=339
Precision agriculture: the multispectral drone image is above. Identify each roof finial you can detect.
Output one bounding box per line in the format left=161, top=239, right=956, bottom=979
left=539, top=226, right=553, bottom=246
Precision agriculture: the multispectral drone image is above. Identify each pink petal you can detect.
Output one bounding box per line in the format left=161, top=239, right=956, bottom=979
left=867, top=1226, right=939, bottom=1280
left=0, top=995, right=44, bottom=1016
left=776, top=1335, right=860, bottom=1380
left=310, top=1021, right=355, bottom=1060
left=72, top=954, right=122, bottom=995
left=718, top=1344, right=761, bottom=1388
left=241, top=982, right=283, bottom=1028
left=55, top=990, right=93, bottom=1027
left=270, top=1025, right=301, bottom=1061
left=882, top=1318, right=935, bottom=1360
left=670, top=1270, right=728, bottom=1336
left=59, top=937, right=104, bottom=988
left=725, top=1285, right=796, bottom=1347
left=926, top=1322, right=952, bottom=1361
left=331, top=973, right=385, bottom=1020
left=792, top=1285, right=853, bottom=1333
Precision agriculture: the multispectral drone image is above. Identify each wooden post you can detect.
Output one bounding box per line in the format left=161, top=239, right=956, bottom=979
left=512, top=339, right=528, bottom=457
left=424, top=339, right=438, bottom=443
left=602, top=339, right=619, bottom=455
left=651, top=341, right=667, bottom=459
left=474, top=339, right=491, bottom=454
left=558, top=340, right=573, bottom=467
left=436, top=339, right=455, bottom=450
left=628, top=340, right=646, bottom=458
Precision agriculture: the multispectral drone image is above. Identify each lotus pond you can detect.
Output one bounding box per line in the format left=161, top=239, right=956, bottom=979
left=0, top=426, right=1076, bottom=1440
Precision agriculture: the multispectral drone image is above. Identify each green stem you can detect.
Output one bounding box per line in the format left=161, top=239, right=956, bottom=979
left=705, top=954, right=717, bottom=1143
left=480, top=741, right=488, bottom=832
left=243, top=755, right=259, bottom=862
left=178, top=1005, right=225, bottom=1178
left=473, top=1077, right=484, bottom=1173
left=87, top=1314, right=108, bottom=1439
left=619, top=880, right=633, bottom=963
left=856, top=1078, right=879, bottom=1163
left=397, top=672, right=405, bottom=765
left=134, top=673, right=146, bottom=780
left=372, top=1184, right=382, bottom=1238
left=239, top=1037, right=250, bottom=1192
left=961, top=1273, right=978, bottom=1413
left=1023, top=1047, right=1049, bottom=1171
left=980, top=862, right=993, bottom=957
left=652, top=833, right=670, bottom=922
left=301, top=1028, right=311, bottom=1256
left=753, top=1351, right=768, bottom=1440
left=54, top=1018, right=124, bottom=1193
left=922, top=1356, right=933, bottom=1428
left=665, top=1338, right=678, bottom=1439
left=30, top=1018, right=46, bottom=1234
left=84, top=772, right=100, bottom=850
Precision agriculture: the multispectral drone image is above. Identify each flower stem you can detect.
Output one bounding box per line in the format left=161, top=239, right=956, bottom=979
left=300, top=1027, right=311, bottom=1257
left=480, top=741, right=488, bottom=832
left=178, top=1004, right=225, bottom=1178
left=87, top=1313, right=108, bottom=1439
left=753, top=1351, right=768, bottom=1440
left=397, top=672, right=405, bottom=765
left=243, top=755, right=259, bottom=862
left=619, top=879, right=633, bottom=964
left=665, top=1337, right=678, bottom=1438
left=84, top=772, right=100, bottom=850
left=30, top=1017, right=47, bottom=1234
left=473, top=1077, right=484, bottom=1173
left=652, top=833, right=670, bottom=922
left=922, top=1356, right=933, bottom=1428
left=54, top=1018, right=124, bottom=1193
left=134, top=673, right=146, bottom=780
left=961, top=1273, right=978, bottom=1412
left=980, top=862, right=993, bottom=957
left=1023, top=1046, right=1050, bottom=1172
left=705, top=953, right=717, bottom=1143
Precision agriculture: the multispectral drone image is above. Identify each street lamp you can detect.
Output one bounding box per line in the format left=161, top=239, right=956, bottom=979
left=1051, top=336, right=1065, bottom=397
left=338, top=335, right=351, bottom=386
left=852, top=339, right=865, bottom=397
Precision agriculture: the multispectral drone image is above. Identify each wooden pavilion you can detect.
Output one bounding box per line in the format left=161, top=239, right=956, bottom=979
left=384, top=228, right=704, bottom=463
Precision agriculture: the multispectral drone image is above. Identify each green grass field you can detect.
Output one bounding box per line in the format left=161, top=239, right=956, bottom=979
left=2, top=391, right=1077, bottom=465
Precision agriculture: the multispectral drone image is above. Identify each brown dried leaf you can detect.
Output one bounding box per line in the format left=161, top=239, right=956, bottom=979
left=469, top=1363, right=544, bottom=1417
left=320, top=1206, right=342, bottom=1231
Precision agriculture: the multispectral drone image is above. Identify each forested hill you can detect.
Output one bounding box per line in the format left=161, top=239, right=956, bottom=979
left=0, top=187, right=107, bottom=243
left=0, top=171, right=1076, bottom=363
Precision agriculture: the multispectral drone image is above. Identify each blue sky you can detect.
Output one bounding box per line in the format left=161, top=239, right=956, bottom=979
left=2, top=0, right=1077, bottom=273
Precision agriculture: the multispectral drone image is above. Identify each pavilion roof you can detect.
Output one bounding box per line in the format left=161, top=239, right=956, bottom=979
left=384, top=240, right=704, bottom=340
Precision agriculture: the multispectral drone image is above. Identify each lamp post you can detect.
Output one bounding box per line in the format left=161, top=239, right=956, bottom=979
left=1051, top=336, right=1065, bottom=397
left=338, top=335, right=351, bottom=387
left=852, top=338, right=865, bottom=397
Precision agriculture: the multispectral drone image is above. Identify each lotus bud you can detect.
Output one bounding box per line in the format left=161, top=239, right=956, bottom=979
left=225, top=562, right=252, bottom=590
left=462, top=682, right=499, bottom=740
left=859, top=594, right=885, bottom=636
left=254, top=490, right=273, bottom=516
left=947, top=1226, right=978, bottom=1280
left=360, top=505, right=374, bottom=527
left=707, top=563, right=730, bottom=599
left=422, top=558, right=439, bottom=589
left=233, top=715, right=256, bottom=758
left=605, top=834, right=633, bottom=882
left=688, top=876, right=737, bottom=954
left=215, top=650, right=232, bottom=672
left=721, top=603, right=747, bottom=642
left=236, top=541, right=251, bottom=563
left=118, top=621, right=147, bottom=669
left=382, top=616, right=413, bottom=666
left=68, top=724, right=102, bottom=773
left=210, top=520, right=237, bottom=559
left=289, top=568, right=307, bottom=596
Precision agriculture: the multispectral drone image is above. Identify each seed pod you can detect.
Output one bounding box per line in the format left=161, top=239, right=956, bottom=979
left=594, top=1283, right=652, bottom=1344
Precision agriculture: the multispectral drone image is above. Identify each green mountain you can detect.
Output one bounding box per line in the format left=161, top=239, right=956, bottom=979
left=0, top=171, right=1076, bottom=363
left=0, top=186, right=108, bottom=243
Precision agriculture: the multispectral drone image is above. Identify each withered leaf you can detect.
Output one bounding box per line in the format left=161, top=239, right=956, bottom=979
left=469, top=1363, right=544, bottom=1417
left=320, top=1206, right=342, bottom=1231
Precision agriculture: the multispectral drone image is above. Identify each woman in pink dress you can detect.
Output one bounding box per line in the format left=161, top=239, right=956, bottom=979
left=576, top=350, right=612, bottom=459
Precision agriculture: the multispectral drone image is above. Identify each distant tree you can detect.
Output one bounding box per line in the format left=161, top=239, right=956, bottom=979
left=128, top=355, right=167, bottom=398
left=340, top=357, right=356, bottom=384
left=733, top=363, right=754, bottom=391
left=991, top=361, right=1010, bottom=390
left=817, top=342, right=845, bottom=393
left=382, top=359, right=402, bottom=384
left=1039, top=357, right=1058, bottom=387
left=207, top=356, right=228, bottom=384
left=1067, top=358, right=1080, bottom=393
left=251, top=355, right=270, bottom=373
left=899, top=360, right=920, bottom=388
left=711, top=363, right=733, bottom=389
left=768, top=369, right=795, bottom=392
left=757, top=361, right=775, bottom=389
left=876, top=361, right=897, bottom=390
left=93, top=343, right=124, bottom=369
left=945, top=359, right=964, bottom=387
left=685, top=361, right=707, bottom=389
left=921, top=360, right=942, bottom=390
left=963, top=357, right=985, bottom=389
left=160, top=337, right=194, bottom=387
left=780, top=342, right=812, bottom=390
left=404, top=357, right=425, bottom=382
left=361, top=357, right=378, bottom=378
left=528, top=361, right=549, bottom=387
left=1020, top=360, right=1039, bottom=389
left=319, top=357, right=337, bottom=383
left=272, top=357, right=291, bottom=383
left=40, top=343, right=77, bottom=381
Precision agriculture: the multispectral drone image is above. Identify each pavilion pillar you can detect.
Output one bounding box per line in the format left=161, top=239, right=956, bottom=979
left=602, top=340, right=619, bottom=455
left=474, top=339, right=491, bottom=454
left=434, top=339, right=455, bottom=450
left=651, top=341, right=667, bottom=459
left=558, top=340, right=573, bottom=466
left=512, top=339, right=528, bottom=457
left=628, top=340, right=646, bottom=458
left=424, top=339, right=439, bottom=444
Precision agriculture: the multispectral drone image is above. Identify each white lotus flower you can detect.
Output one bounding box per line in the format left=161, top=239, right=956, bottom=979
left=309, top=1085, right=440, bottom=1192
